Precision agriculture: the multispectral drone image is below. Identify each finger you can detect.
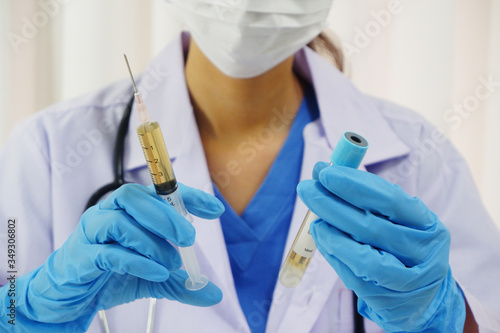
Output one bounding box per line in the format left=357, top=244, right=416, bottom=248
left=92, top=244, right=170, bottom=282
left=147, top=183, right=224, bottom=219
left=310, top=232, right=378, bottom=296
left=145, top=270, right=223, bottom=307
left=312, top=161, right=330, bottom=181
left=82, top=210, right=182, bottom=271
left=178, top=183, right=225, bottom=219
left=318, top=166, right=437, bottom=230
left=317, top=250, right=431, bottom=326
left=98, top=184, right=195, bottom=246
left=310, top=221, right=446, bottom=291
left=296, top=180, right=440, bottom=266
left=100, top=272, right=223, bottom=310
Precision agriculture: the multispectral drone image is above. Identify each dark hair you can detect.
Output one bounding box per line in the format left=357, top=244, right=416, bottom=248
left=308, top=30, right=345, bottom=72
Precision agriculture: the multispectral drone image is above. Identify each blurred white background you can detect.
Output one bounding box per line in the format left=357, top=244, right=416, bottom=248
left=1, top=0, right=499, bottom=228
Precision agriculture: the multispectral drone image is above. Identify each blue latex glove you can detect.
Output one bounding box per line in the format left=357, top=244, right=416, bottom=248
left=297, top=162, right=466, bottom=332
left=0, top=183, right=224, bottom=332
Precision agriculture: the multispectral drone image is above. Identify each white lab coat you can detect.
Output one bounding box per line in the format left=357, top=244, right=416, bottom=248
left=1, top=33, right=500, bottom=332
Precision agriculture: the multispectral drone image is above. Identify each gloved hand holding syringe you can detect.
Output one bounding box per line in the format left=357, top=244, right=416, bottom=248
left=124, top=54, right=209, bottom=291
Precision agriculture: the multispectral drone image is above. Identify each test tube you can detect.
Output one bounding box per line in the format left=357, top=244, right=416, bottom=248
left=279, top=132, right=369, bottom=288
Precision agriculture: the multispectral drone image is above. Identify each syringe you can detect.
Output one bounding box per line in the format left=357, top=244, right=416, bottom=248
left=124, top=54, right=209, bottom=291
left=279, top=132, right=368, bottom=288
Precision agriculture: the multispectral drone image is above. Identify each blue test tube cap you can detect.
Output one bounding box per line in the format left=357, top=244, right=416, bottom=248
left=330, top=132, right=369, bottom=168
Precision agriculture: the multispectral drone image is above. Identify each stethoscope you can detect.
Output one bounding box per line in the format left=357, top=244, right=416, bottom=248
left=85, top=94, right=366, bottom=332
left=84, top=95, right=134, bottom=210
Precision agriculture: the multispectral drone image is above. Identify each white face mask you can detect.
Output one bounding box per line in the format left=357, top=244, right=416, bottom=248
left=167, top=0, right=334, bottom=78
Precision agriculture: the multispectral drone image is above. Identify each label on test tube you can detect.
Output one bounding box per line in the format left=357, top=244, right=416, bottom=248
left=293, top=211, right=320, bottom=258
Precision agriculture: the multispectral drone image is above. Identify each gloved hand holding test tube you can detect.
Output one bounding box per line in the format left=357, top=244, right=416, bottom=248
left=279, top=132, right=369, bottom=288
left=124, top=55, right=209, bottom=291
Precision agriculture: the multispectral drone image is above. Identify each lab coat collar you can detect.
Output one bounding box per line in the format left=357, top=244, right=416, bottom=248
left=294, top=47, right=411, bottom=166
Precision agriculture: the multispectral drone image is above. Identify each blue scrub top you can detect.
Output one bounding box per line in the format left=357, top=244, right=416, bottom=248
left=214, top=86, right=320, bottom=333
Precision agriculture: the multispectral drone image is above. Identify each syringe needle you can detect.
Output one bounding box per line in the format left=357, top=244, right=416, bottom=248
left=123, top=54, right=139, bottom=94
left=124, top=55, right=151, bottom=123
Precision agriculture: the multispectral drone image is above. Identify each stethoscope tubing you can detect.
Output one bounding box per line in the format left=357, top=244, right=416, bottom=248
left=84, top=95, right=134, bottom=210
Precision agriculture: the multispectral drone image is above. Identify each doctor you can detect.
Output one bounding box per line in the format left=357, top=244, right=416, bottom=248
left=1, top=0, right=500, bottom=332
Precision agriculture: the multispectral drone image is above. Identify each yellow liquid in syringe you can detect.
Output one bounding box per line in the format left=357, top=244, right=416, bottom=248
left=137, top=121, right=177, bottom=194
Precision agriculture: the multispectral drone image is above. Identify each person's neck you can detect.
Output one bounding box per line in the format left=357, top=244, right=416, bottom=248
left=185, top=39, right=304, bottom=142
